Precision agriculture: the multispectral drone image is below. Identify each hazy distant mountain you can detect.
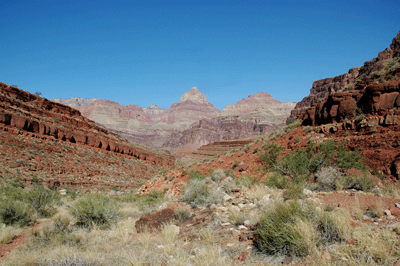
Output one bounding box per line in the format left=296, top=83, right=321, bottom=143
left=55, top=87, right=296, bottom=153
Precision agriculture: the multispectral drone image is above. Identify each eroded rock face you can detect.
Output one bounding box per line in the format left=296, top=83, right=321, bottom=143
left=290, top=31, right=400, bottom=121
left=56, top=88, right=295, bottom=153
left=300, top=74, right=400, bottom=126
left=0, top=82, right=174, bottom=168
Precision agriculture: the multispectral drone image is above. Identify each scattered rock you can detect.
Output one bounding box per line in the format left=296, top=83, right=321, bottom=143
left=321, top=250, right=332, bottom=261
left=243, top=220, right=251, bottom=227
left=303, top=188, right=313, bottom=195
left=237, top=251, right=249, bottom=262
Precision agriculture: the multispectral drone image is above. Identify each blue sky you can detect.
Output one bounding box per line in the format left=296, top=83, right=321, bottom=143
left=1, top=0, right=399, bottom=110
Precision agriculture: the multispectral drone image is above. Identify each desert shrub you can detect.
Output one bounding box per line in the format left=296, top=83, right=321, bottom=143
left=304, top=126, right=313, bottom=132
left=0, top=184, right=26, bottom=201
left=239, top=174, right=261, bottom=188
left=255, top=201, right=311, bottom=256
left=316, top=212, right=344, bottom=244
left=260, top=141, right=283, bottom=168
left=70, top=193, right=119, bottom=228
left=25, top=184, right=61, bottom=217
left=265, top=172, right=289, bottom=189
left=211, top=168, right=225, bottom=182
left=182, top=179, right=210, bottom=208
left=174, top=206, right=191, bottom=222
left=336, top=142, right=369, bottom=171
left=118, top=191, right=141, bottom=203
left=0, top=200, right=33, bottom=227
left=261, top=139, right=368, bottom=185
left=221, top=178, right=235, bottom=195
left=187, top=169, right=205, bottom=180
left=314, top=166, right=341, bottom=191
left=43, top=256, right=97, bottom=266
left=223, top=169, right=233, bottom=177
left=285, top=119, right=302, bottom=131
left=30, top=220, right=81, bottom=247
left=283, top=182, right=304, bottom=201
left=338, top=174, right=374, bottom=191
left=139, top=190, right=165, bottom=208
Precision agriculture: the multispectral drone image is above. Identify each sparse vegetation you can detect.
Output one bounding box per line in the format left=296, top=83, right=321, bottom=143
left=70, top=193, right=119, bottom=228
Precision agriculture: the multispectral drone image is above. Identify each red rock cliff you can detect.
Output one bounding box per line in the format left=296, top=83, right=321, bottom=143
left=0, top=82, right=174, bottom=168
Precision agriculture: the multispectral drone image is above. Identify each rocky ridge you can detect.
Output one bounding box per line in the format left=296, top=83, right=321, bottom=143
left=289, top=31, right=400, bottom=120
left=0, top=82, right=174, bottom=168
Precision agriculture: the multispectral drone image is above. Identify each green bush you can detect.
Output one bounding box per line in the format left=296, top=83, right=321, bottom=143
left=255, top=201, right=310, bottom=256
left=336, top=142, right=368, bottom=171
left=256, top=200, right=350, bottom=257
left=283, top=183, right=304, bottom=201
left=260, top=139, right=368, bottom=184
left=338, top=174, right=374, bottom=191
left=187, top=169, right=205, bottom=180
left=140, top=190, right=165, bottom=208
left=25, top=184, right=60, bottom=217
left=0, top=200, right=33, bottom=227
left=265, top=172, right=289, bottom=189
left=260, top=141, right=283, bottom=168
left=70, top=194, right=119, bottom=228
left=182, top=179, right=210, bottom=208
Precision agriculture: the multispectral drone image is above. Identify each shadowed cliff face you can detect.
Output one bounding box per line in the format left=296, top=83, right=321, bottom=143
left=290, top=31, right=400, bottom=121
left=0, top=82, right=175, bottom=168
left=56, top=87, right=295, bottom=153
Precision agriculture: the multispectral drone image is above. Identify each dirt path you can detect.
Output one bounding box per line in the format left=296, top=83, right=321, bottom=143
left=0, top=222, right=48, bottom=261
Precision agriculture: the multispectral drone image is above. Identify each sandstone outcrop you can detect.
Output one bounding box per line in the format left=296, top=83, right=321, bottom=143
left=0, top=82, right=174, bottom=168
left=293, top=31, right=400, bottom=179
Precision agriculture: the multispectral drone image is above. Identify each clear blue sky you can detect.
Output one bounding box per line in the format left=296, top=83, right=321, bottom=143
left=1, top=0, right=399, bottom=110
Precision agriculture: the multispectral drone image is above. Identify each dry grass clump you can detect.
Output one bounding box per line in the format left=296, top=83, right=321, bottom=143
left=245, top=184, right=271, bottom=201
left=256, top=201, right=352, bottom=257
left=333, top=226, right=399, bottom=265
left=229, top=207, right=247, bottom=226
left=161, top=222, right=180, bottom=244
left=0, top=226, right=22, bottom=245
left=198, top=226, right=215, bottom=245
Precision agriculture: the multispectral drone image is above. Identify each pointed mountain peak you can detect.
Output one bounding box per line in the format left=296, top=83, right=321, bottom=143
left=179, top=87, right=209, bottom=104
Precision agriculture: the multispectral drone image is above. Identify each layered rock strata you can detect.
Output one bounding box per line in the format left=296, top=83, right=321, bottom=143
left=290, top=31, right=400, bottom=120
left=0, top=82, right=174, bottom=168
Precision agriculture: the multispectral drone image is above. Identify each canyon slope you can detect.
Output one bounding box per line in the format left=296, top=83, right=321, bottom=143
left=0, top=82, right=174, bottom=189
left=55, top=88, right=295, bottom=154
